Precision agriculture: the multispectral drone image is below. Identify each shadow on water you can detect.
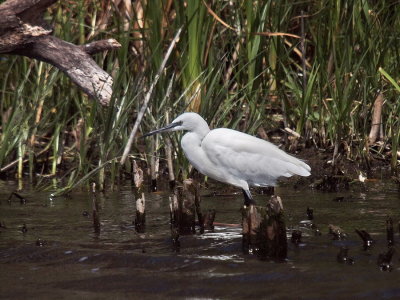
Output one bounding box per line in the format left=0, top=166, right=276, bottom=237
left=1, top=180, right=400, bottom=299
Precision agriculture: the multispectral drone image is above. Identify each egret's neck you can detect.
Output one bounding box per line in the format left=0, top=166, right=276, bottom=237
left=192, top=122, right=210, bottom=140
left=180, top=117, right=210, bottom=172
left=180, top=121, right=210, bottom=161
left=191, top=122, right=210, bottom=140
left=180, top=127, right=210, bottom=175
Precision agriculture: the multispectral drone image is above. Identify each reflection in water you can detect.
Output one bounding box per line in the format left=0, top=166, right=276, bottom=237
left=0, top=180, right=400, bottom=298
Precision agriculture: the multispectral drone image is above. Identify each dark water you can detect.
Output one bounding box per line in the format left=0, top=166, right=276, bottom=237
left=1, top=179, right=400, bottom=299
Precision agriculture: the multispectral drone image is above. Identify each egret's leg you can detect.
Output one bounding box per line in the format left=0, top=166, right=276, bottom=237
left=242, top=189, right=256, bottom=206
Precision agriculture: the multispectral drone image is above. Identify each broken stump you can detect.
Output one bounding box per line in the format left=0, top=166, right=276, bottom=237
left=242, top=195, right=287, bottom=260
left=203, top=209, right=216, bottom=231
left=133, top=161, right=145, bottom=233
left=91, top=183, right=101, bottom=235
left=169, top=179, right=199, bottom=235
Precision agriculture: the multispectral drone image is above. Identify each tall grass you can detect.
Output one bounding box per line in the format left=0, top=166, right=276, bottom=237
left=1, top=0, right=399, bottom=192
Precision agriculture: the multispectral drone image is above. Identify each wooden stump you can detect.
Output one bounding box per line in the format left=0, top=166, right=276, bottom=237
left=203, top=209, right=216, bottom=231
left=169, top=188, right=181, bottom=251
left=133, top=161, right=145, bottom=233
left=242, top=195, right=287, bottom=260
left=169, top=179, right=198, bottom=235
left=91, top=183, right=100, bottom=234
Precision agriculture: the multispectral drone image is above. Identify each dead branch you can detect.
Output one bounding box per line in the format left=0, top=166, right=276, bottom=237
left=0, top=0, right=121, bottom=106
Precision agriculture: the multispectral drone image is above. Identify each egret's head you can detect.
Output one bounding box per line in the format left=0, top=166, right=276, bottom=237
left=142, top=112, right=209, bottom=137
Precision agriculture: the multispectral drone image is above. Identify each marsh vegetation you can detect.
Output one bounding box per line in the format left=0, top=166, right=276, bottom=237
left=1, top=0, right=400, bottom=192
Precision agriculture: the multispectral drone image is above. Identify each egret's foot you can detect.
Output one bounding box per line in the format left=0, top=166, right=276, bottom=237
left=242, top=189, right=256, bottom=207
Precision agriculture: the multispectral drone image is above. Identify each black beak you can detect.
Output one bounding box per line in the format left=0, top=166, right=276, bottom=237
left=142, top=121, right=182, bottom=138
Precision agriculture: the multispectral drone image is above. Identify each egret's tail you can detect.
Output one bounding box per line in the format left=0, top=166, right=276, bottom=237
left=284, top=158, right=311, bottom=177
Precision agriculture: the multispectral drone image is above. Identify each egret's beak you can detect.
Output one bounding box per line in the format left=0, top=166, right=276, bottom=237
left=142, top=121, right=182, bottom=138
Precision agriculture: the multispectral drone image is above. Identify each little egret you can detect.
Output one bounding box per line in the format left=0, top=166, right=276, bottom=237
left=143, top=112, right=311, bottom=206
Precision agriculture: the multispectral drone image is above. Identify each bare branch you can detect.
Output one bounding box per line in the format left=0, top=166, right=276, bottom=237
left=14, top=36, right=115, bottom=105
left=79, top=39, right=121, bottom=55
left=0, top=0, right=120, bottom=105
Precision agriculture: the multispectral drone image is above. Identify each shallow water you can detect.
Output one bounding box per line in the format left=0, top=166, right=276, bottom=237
left=0, top=180, right=400, bottom=299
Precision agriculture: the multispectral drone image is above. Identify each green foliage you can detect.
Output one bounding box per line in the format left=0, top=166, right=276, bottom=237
left=1, top=0, right=400, bottom=191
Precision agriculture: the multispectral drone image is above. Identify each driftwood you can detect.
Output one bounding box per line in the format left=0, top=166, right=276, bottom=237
left=0, top=0, right=121, bottom=105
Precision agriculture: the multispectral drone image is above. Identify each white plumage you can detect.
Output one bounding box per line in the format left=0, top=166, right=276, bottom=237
left=144, top=112, right=311, bottom=205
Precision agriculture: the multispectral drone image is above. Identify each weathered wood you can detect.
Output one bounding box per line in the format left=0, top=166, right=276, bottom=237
left=132, top=160, right=145, bottom=233
left=203, top=209, right=216, bottom=231
left=79, top=39, right=121, bottom=55
left=149, top=136, right=159, bottom=192
left=242, top=195, right=287, bottom=260
left=368, top=92, right=384, bottom=144
left=0, top=0, right=57, bottom=44
left=191, top=179, right=205, bottom=233
left=165, top=111, right=176, bottom=191
left=180, top=179, right=196, bottom=234
left=0, top=0, right=121, bottom=106
left=134, top=196, right=145, bottom=233
left=328, top=224, right=347, bottom=240
left=169, top=188, right=180, bottom=251
left=14, top=35, right=115, bottom=105
left=169, top=179, right=202, bottom=235
left=91, top=183, right=100, bottom=234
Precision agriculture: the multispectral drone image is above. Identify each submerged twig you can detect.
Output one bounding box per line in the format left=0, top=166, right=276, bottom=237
left=7, top=191, right=27, bottom=204
left=355, top=229, right=373, bottom=250
left=386, top=217, right=394, bottom=247
left=337, top=247, right=354, bottom=265
left=378, top=247, right=395, bottom=272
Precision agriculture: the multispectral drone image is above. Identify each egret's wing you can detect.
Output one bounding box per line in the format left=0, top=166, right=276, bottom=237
left=202, top=128, right=310, bottom=186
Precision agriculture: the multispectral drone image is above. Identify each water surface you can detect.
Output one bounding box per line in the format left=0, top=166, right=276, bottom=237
left=0, top=180, right=399, bottom=299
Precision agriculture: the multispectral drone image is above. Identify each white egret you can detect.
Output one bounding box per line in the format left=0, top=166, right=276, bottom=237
left=143, top=112, right=311, bottom=206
